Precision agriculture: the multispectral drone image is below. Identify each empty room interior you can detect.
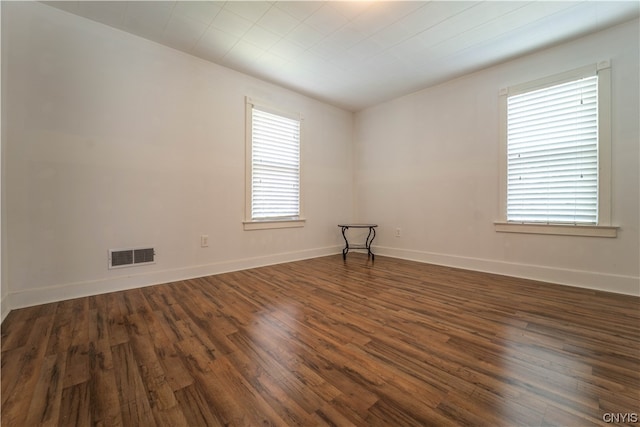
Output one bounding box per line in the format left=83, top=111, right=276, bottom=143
left=1, top=1, right=639, bottom=426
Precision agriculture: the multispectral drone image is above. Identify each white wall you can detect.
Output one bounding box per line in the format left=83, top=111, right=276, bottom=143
left=0, top=1, right=6, bottom=322
left=2, top=2, right=353, bottom=309
left=2, top=4, right=637, bottom=317
left=354, top=19, right=640, bottom=295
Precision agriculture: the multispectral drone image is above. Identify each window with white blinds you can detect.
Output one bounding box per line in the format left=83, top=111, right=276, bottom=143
left=506, top=75, right=598, bottom=224
left=250, top=106, right=301, bottom=221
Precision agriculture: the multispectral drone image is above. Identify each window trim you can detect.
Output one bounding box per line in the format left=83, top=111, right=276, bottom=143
left=244, top=97, right=305, bottom=231
left=495, top=61, right=617, bottom=237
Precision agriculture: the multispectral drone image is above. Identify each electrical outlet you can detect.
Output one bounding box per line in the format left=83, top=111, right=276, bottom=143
left=395, top=228, right=401, bottom=237
left=201, top=235, right=209, bottom=247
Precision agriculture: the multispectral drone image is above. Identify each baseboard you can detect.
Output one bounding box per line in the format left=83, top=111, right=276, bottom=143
left=0, top=296, right=9, bottom=324
left=8, top=244, right=637, bottom=311
left=376, top=246, right=640, bottom=296
left=8, top=245, right=343, bottom=310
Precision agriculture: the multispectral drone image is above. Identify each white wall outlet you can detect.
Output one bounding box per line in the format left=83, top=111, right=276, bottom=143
left=200, top=235, right=209, bottom=247
left=395, top=228, right=401, bottom=237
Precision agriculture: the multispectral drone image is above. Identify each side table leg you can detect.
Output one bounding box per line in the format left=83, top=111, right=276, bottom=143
left=366, top=226, right=376, bottom=261
left=341, top=226, right=349, bottom=260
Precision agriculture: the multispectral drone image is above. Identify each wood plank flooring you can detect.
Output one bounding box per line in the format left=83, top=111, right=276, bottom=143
left=2, top=254, right=639, bottom=426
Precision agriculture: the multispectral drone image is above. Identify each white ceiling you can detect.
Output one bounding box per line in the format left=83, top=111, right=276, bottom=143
left=43, top=1, right=639, bottom=111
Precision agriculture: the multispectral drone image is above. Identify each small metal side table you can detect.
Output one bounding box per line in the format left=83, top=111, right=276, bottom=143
left=338, top=224, right=378, bottom=261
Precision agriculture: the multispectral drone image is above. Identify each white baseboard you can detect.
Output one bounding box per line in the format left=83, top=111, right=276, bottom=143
left=8, top=245, right=342, bottom=310
left=6, top=244, right=637, bottom=312
left=1, top=296, right=9, bottom=324
left=375, top=246, right=640, bottom=296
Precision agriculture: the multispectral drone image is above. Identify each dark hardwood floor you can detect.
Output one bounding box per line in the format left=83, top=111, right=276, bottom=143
left=2, top=254, right=639, bottom=426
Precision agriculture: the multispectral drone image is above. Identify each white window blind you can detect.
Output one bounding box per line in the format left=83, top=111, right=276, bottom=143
left=251, top=107, right=300, bottom=220
left=507, top=75, right=598, bottom=224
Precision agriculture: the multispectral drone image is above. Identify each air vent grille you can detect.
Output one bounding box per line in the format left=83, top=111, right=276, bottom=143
left=111, top=250, right=134, bottom=267
left=134, top=248, right=155, bottom=264
left=109, top=247, right=155, bottom=269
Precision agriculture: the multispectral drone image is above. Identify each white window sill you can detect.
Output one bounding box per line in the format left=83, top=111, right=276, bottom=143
left=494, top=222, right=618, bottom=238
left=243, top=218, right=306, bottom=231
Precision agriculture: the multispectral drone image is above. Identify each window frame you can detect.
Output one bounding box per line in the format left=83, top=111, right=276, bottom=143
left=244, top=97, right=305, bottom=231
left=495, top=61, right=617, bottom=238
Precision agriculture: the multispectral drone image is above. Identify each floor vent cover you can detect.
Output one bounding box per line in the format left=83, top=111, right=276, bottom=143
left=109, top=247, right=155, bottom=269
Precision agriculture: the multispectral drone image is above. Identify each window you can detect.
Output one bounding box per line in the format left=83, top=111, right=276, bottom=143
left=508, top=75, right=598, bottom=223
left=496, top=62, right=617, bottom=237
left=244, top=98, right=304, bottom=230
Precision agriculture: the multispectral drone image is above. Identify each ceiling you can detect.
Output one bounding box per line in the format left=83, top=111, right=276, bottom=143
left=43, top=1, right=639, bottom=111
